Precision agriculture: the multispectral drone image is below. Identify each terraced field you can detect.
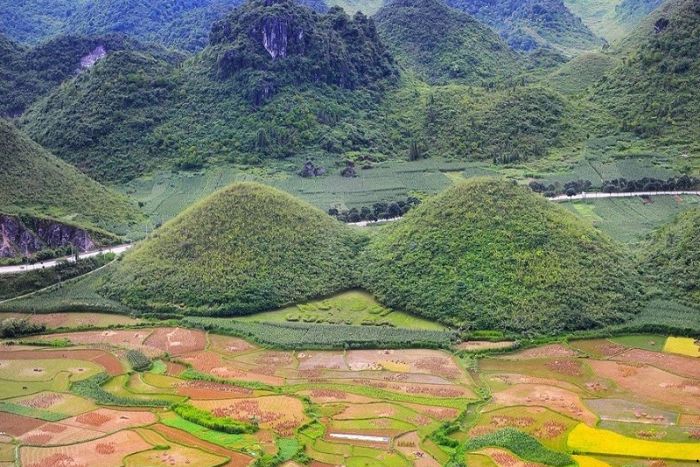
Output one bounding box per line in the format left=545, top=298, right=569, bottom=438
left=1, top=326, right=698, bottom=466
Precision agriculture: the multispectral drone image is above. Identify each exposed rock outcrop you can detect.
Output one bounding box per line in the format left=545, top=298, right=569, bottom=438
left=0, top=214, right=96, bottom=258
left=298, top=161, right=326, bottom=177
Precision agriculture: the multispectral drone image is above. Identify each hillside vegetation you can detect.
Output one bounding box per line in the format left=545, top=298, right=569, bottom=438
left=640, top=208, right=700, bottom=308
left=564, top=0, right=663, bottom=42
left=374, top=0, right=523, bottom=84
left=0, top=119, right=142, bottom=234
left=361, top=179, right=641, bottom=334
left=0, top=34, right=171, bottom=117
left=102, top=182, right=364, bottom=314
left=592, top=0, right=700, bottom=147
left=445, top=0, right=602, bottom=54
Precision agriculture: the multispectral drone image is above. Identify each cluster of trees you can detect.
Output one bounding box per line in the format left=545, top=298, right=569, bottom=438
left=329, top=197, right=421, bottom=223
left=126, top=349, right=152, bottom=372
left=0, top=318, right=46, bottom=338
left=529, top=179, right=592, bottom=197
left=601, top=176, right=699, bottom=193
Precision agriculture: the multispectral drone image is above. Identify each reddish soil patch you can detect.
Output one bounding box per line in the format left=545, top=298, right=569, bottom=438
left=21, top=430, right=150, bottom=467
left=571, top=339, right=626, bottom=358
left=24, top=434, right=52, bottom=445
left=0, top=349, right=123, bottom=376
left=166, top=361, right=186, bottom=377
left=175, top=381, right=252, bottom=399
left=588, top=360, right=700, bottom=412
left=41, top=330, right=149, bottom=348
left=534, top=421, right=567, bottom=439
left=151, top=423, right=253, bottom=466
left=144, top=328, right=206, bottom=356
left=613, top=348, right=700, bottom=379
left=504, top=344, right=578, bottom=360
left=544, top=359, right=583, bottom=377
left=489, top=415, right=535, bottom=428
left=0, top=412, right=45, bottom=436
left=20, top=393, right=64, bottom=409
left=456, top=341, right=515, bottom=352
left=25, top=452, right=87, bottom=467
left=64, top=409, right=157, bottom=433
left=492, top=384, right=597, bottom=425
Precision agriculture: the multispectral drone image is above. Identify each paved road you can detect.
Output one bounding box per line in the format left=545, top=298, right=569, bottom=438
left=0, top=244, right=132, bottom=275
left=548, top=190, right=700, bottom=202
left=2, top=191, right=698, bottom=274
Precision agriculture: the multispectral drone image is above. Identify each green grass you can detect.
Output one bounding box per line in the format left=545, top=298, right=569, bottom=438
left=160, top=412, right=258, bottom=450
left=0, top=119, right=142, bottom=236
left=237, top=290, right=445, bottom=330
left=361, top=178, right=642, bottom=334
left=609, top=334, right=667, bottom=351
left=0, top=265, right=134, bottom=314
left=0, top=401, right=66, bottom=421
left=561, top=195, right=700, bottom=244
left=72, top=373, right=172, bottom=407
left=549, top=52, right=619, bottom=94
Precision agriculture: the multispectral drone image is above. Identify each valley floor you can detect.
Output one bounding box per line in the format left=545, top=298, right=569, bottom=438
left=0, top=319, right=699, bottom=466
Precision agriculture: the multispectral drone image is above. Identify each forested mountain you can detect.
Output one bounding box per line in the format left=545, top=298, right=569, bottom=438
left=0, top=0, right=326, bottom=51
left=443, top=0, right=603, bottom=54
left=0, top=119, right=142, bottom=234
left=592, top=0, right=700, bottom=147
left=20, top=0, right=399, bottom=182
left=0, top=33, right=179, bottom=117
left=374, top=0, right=524, bottom=84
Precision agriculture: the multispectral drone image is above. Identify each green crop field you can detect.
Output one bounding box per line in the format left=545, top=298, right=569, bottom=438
left=561, top=195, right=700, bottom=244
left=237, top=290, right=446, bottom=330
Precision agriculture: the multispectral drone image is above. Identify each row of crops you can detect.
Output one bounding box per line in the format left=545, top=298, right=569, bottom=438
left=182, top=317, right=456, bottom=349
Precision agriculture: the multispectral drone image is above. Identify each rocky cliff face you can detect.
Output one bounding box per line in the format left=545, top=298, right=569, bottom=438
left=209, top=0, right=397, bottom=99
left=0, top=214, right=96, bottom=258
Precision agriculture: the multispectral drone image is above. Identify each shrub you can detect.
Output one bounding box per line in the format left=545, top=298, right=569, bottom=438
left=126, top=349, right=152, bottom=372
left=173, top=403, right=257, bottom=434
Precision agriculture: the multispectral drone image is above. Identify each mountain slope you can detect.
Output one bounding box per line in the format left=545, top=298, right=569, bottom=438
left=564, top=0, right=664, bottom=42
left=0, top=119, right=142, bottom=234
left=640, top=208, right=700, bottom=308
left=0, top=0, right=328, bottom=52
left=102, top=182, right=363, bottom=314
left=361, top=179, right=641, bottom=334
left=374, top=0, right=523, bottom=84
left=21, top=0, right=399, bottom=182
left=444, top=0, right=602, bottom=55
left=0, top=33, right=173, bottom=117
left=592, top=0, right=700, bottom=146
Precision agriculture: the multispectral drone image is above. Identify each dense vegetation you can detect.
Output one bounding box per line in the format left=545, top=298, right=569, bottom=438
left=0, top=255, right=113, bottom=300
left=21, top=50, right=181, bottom=181
left=0, top=33, right=164, bottom=116
left=126, top=349, right=152, bottom=371
left=465, top=428, right=573, bottom=466
left=374, top=0, right=523, bottom=84
left=593, top=0, right=700, bottom=147
left=361, top=179, right=641, bottom=334
left=103, top=183, right=364, bottom=314
left=71, top=373, right=170, bottom=407
left=640, top=208, right=700, bottom=308
left=0, top=318, right=46, bottom=338
left=173, top=403, right=258, bottom=433
left=0, top=119, right=142, bottom=234
left=184, top=317, right=456, bottom=348
left=444, top=0, right=602, bottom=54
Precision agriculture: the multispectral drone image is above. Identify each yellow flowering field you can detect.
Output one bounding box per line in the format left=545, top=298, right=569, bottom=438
left=572, top=455, right=611, bottom=467
left=568, top=424, right=700, bottom=461
left=663, top=336, right=700, bottom=357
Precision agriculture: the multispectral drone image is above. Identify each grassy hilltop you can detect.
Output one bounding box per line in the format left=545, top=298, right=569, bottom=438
left=361, top=178, right=642, bottom=334
left=103, top=182, right=364, bottom=314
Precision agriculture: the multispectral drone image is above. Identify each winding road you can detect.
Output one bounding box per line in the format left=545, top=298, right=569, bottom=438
left=2, top=191, right=698, bottom=275
left=0, top=244, right=133, bottom=275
